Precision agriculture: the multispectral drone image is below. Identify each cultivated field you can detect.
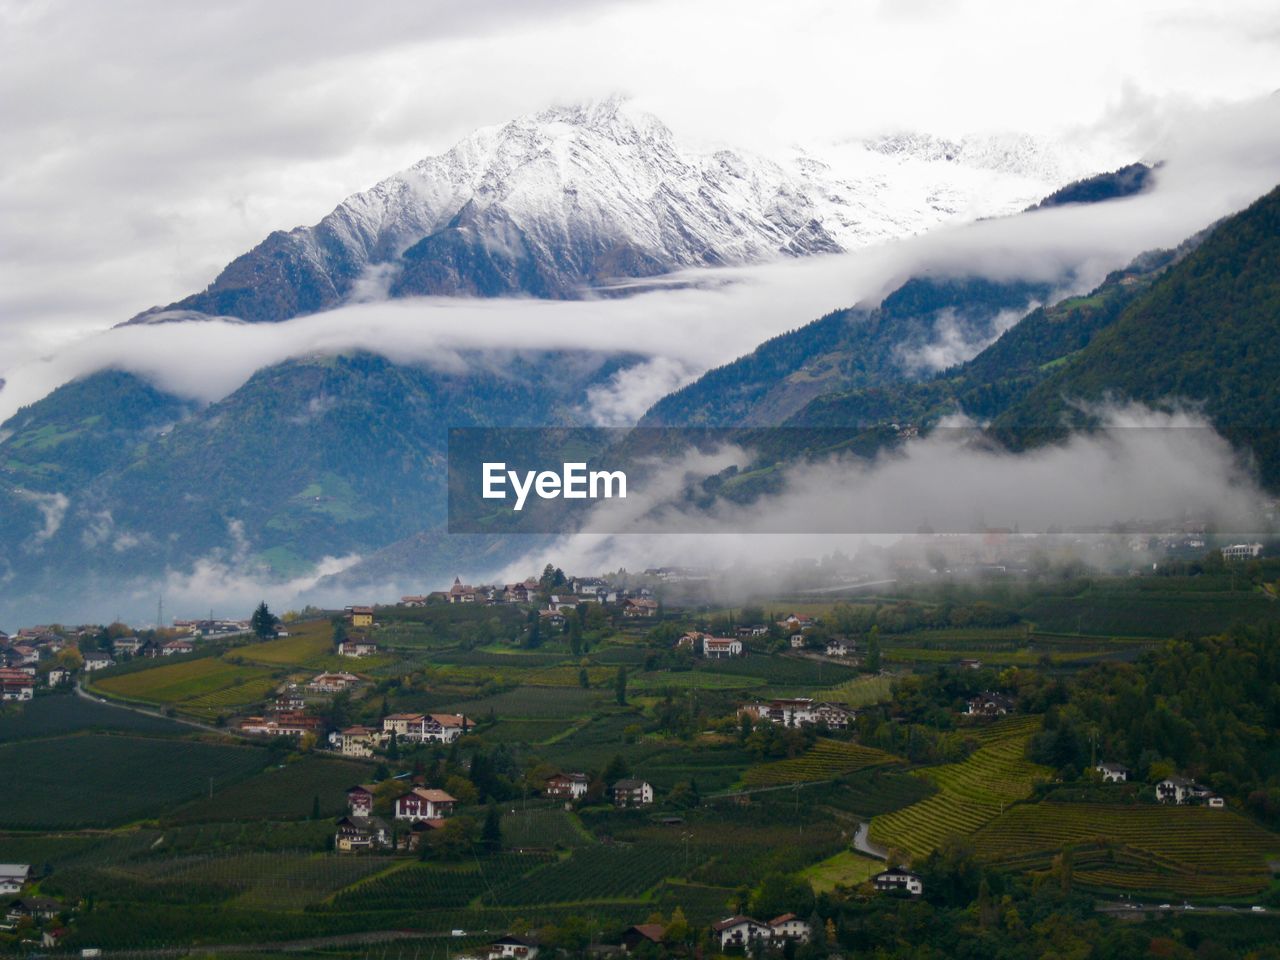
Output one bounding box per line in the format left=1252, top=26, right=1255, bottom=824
left=0, top=734, right=268, bottom=828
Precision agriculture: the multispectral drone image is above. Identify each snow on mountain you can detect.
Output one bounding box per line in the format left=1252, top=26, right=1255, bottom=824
left=128, top=96, right=1126, bottom=324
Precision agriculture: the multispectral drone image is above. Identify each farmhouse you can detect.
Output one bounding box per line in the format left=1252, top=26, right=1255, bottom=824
left=611, top=779, right=654, bottom=808
left=346, top=784, right=376, bottom=817
left=82, top=653, right=115, bottom=671
left=622, top=598, right=659, bottom=618
left=398, top=595, right=428, bottom=607
left=4, top=897, right=61, bottom=926
left=46, top=668, right=71, bottom=687
left=702, top=637, right=743, bottom=659
left=769, top=914, right=812, bottom=942
left=337, top=639, right=378, bottom=658
left=1095, top=762, right=1130, bottom=783
left=161, top=639, right=195, bottom=656
left=966, top=692, right=1015, bottom=717
left=544, top=772, right=590, bottom=801
left=619, top=924, right=664, bottom=952
left=394, top=787, right=457, bottom=821
left=347, top=606, right=375, bottom=628
left=0, top=669, right=34, bottom=702
left=111, top=636, right=144, bottom=657
left=873, top=869, right=924, bottom=896
left=790, top=634, right=806, bottom=649
left=1157, top=776, right=1213, bottom=805
left=334, top=816, right=390, bottom=852
left=240, top=713, right=321, bottom=738
left=488, top=934, right=539, bottom=960
left=308, top=672, right=361, bottom=693
left=712, top=916, right=771, bottom=949
left=338, top=725, right=382, bottom=757
left=0, top=865, right=30, bottom=895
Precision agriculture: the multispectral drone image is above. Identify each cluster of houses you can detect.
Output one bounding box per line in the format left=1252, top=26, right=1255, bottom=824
left=332, top=713, right=474, bottom=758
left=392, top=575, right=662, bottom=620
left=0, top=629, right=78, bottom=697
left=711, top=914, right=813, bottom=949
left=1092, top=763, right=1225, bottom=807
left=335, top=782, right=462, bottom=852
left=543, top=772, right=654, bottom=808
left=0, top=864, right=67, bottom=949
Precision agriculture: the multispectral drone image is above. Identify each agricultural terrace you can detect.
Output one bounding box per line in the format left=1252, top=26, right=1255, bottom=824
left=869, top=716, right=1049, bottom=860
left=741, top=739, right=901, bottom=788
left=972, top=803, right=1280, bottom=899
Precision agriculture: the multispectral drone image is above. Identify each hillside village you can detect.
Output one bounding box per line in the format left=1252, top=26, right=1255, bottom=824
left=4, top=549, right=1280, bottom=957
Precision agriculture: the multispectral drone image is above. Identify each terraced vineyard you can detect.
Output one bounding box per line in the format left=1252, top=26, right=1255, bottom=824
left=869, top=716, right=1048, bottom=859
left=972, top=803, right=1280, bottom=898
left=742, top=739, right=900, bottom=788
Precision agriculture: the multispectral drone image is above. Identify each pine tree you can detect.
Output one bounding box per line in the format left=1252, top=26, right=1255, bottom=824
left=311, top=794, right=321, bottom=820
left=251, top=601, right=278, bottom=640
left=615, top=666, right=628, bottom=705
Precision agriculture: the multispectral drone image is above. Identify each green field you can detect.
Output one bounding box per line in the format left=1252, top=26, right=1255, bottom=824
left=972, top=802, right=1280, bottom=898
left=802, top=849, right=884, bottom=892
left=869, top=716, right=1049, bottom=860
left=0, top=735, right=268, bottom=828
left=235, top=624, right=332, bottom=665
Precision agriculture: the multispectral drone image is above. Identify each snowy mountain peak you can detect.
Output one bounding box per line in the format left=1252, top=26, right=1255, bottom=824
left=128, top=100, right=1130, bottom=324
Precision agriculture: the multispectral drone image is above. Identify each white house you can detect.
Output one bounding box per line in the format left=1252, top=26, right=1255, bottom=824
left=790, top=634, right=806, bottom=649
left=82, top=653, right=115, bottom=672
left=873, top=869, right=923, bottom=896
left=826, top=639, right=854, bottom=658
left=394, top=787, right=457, bottom=821
left=702, top=637, right=743, bottom=659
left=0, top=864, right=30, bottom=895
left=1221, top=542, right=1263, bottom=560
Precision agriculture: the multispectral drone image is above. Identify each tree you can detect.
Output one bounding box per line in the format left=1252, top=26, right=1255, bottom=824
left=311, top=794, right=321, bottom=820
left=603, top=753, right=630, bottom=785
left=481, top=803, right=503, bottom=853
left=615, top=665, right=628, bottom=705
left=579, top=667, right=590, bottom=688
left=664, top=906, right=690, bottom=943
left=251, top=601, right=279, bottom=640
left=865, top=625, right=882, bottom=673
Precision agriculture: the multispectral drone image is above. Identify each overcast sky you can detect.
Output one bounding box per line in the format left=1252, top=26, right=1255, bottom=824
left=1, top=0, right=1278, bottom=370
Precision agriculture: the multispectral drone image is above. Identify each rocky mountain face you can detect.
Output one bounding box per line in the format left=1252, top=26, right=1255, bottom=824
left=125, top=97, right=1110, bottom=323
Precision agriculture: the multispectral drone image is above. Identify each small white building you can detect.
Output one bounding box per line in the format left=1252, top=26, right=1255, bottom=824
left=611, top=779, right=654, bottom=808
left=1095, top=762, right=1130, bottom=783
left=702, top=637, right=743, bottom=659
left=769, top=913, right=811, bottom=942
left=1221, top=543, right=1263, bottom=561
left=488, top=935, right=539, bottom=960
left=0, top=864, right=30, bottom=896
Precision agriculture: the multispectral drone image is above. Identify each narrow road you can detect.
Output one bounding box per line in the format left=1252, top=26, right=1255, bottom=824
left=84, top=927, right=484, bottom=957
left=853, top=821, right=888, bottom=861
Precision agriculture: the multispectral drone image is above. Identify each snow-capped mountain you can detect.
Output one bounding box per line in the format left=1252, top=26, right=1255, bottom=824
left=128, top=96, right=1122, bottom=324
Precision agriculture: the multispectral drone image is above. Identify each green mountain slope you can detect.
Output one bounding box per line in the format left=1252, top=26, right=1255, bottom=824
left=992, top=184, right=1280, bottom=484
